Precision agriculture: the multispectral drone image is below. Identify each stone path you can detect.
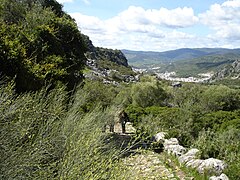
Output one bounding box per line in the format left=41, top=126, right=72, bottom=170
left=123, top=150, right=195, bottom=180
left=113, top=123, right=194, bottom=180
left=124, top=151, right=176, bottom=179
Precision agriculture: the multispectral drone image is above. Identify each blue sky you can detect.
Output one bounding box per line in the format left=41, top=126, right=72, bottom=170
left=57, top=0, right=240, bottom=51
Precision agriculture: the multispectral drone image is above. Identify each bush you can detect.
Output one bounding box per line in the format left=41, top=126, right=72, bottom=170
left=59, top=106, right=129, bottom=179
left=201, top=85, right=240, bottom=111
left=192, top=128, right=240, bottom=179
left=0, top=1, right=86, bottom=92
left=131, top=81, right=168, bottom=108
left=125, top=105, right=146, bottom=125
left=75, top=80, right=119, bottom=112
left=198, top=110, right=240, bottom=132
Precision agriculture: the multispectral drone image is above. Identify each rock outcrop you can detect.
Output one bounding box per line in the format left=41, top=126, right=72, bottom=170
left=163, top=138, right=186, bottom=156
left=197, top=158, right=226, bottom=175
left=179, top=148, right=200, bottom=164
left=153, top=132, right=228, bottom=179
left=153, top=132, right=167, bottom=143
left=82, top=34, right=129, bottom=67
left=210, top=59, right=240, bottom=81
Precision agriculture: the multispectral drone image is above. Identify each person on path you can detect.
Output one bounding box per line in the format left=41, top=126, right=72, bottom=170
left=119, top=110, right=129, bottom=133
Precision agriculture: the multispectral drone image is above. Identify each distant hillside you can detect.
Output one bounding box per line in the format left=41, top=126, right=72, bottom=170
left=83, top=35, right=129, bottom=67
left=123, top=48, right=240, bottom=68
left=208, top=59, right=240, bottom=87
left=211, top=59, right=240, bottom=80
left=165, top=53, right=240, bottom=77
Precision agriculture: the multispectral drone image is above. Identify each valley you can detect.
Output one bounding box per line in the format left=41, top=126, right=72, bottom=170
left=124, top=48, right=240, bottom=80
left=1, top=1, right=240, bottom=180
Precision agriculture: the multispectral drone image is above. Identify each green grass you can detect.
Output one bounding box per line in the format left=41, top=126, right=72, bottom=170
left=0, top=81, right=131, bottom=179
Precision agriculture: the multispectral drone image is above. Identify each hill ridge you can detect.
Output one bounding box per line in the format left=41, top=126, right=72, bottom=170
left=123, top=48, right=240, bottom=65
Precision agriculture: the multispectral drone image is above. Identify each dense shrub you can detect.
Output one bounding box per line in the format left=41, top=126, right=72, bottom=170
left=192, top=128, right=240, bottom=179
left=201, top=85, right=240, bottom=111
left=76, top=80, right=119, bottom=112
left=0, top=0, right=86, bottom=92
left=131, top=81, right=168, bottom=108
left=59, top=106, right=129, bottom=179
left=198, top=110, right=240, bottom=131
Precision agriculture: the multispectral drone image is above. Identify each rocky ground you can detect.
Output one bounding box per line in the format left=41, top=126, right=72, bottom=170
left=123, top=150, right=194, bottom=180
left=109, top=122, right=227, bottom=180
left=112, top=123, right=194, bottom=180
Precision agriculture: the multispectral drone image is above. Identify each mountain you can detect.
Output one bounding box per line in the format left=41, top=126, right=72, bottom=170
left=123, top=48, right=240, bottom=77
left=123, top=48, right=240, bottom=68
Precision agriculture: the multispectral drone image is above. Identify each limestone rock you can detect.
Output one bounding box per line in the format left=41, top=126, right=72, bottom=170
left=186, top=159, right=204, bottom=168
left=209, top=173, right=229, bottom=180
left=179, top=155, right=196, bottom=164
left=184, top=148, right=200, bottom=156
left=178, top=148, right=200, bottom=164
left=197, top=158, right=226, bottom=175
left=125, top=122, right=136, bottom=134
left=164, top=144, right=186, bottom=156
left=210, top=59, right=240, bottom=81
left=84, top=33, right=129, bottom=67
left=163, top=138, right=179, bottom=146
left=153, top=132, right=167, bottom=142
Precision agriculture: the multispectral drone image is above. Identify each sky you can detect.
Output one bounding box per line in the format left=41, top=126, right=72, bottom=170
left=56, top=0, right=240, bottom=52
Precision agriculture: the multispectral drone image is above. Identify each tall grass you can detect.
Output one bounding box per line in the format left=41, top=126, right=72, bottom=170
left=0, top=82, right=67, bottom=179
left=0, top=81, right=130, bottom=179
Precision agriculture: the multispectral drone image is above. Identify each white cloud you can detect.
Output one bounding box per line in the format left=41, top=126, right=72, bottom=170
left=56, top=0, right=74, bottom=4
left=70, top=6, right=200, bottom=51
left=111, top=6, right=198, bottom=29
left=147, top=7, right=198, bottom=28
left=199, top=0, right=240, bottom=40
left=70, top=2, right=240, bottom=51
left=71, top=13, right=105, bottom=33
left=223, top=0, right=240, bottom=7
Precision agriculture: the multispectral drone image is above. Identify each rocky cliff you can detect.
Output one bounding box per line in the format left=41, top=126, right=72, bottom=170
left=82, top=35, right=129, bottom=67
left=211, top=59, right=240, bottom=80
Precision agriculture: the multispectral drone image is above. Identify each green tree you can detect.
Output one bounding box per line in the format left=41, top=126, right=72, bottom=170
left=131, top=81, right=168, bottom=108
left=0, top=0, right=87, bottom=91
left=202, top=85, right=240, bottom=111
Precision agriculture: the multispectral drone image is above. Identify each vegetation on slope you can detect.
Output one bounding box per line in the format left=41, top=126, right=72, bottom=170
left=83, top=34, right=129, bottom=67
left=0, top=0, right=87, bottom=92
left=0, top=81, right=131, bottom=179
left=166, top=54, right=240, bottom=77
left=123, top=48, right=240, bottom=67
left=1, top=76, right=239, bottom=179
left=124, top=78, right=240, bottom=179
left=0, top=1, right=239, bottom=179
